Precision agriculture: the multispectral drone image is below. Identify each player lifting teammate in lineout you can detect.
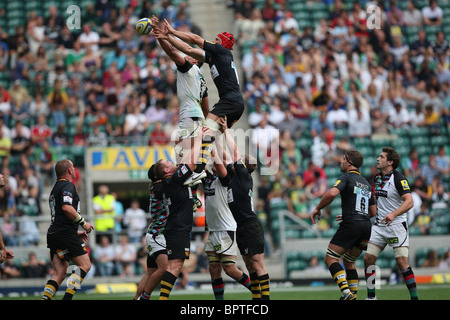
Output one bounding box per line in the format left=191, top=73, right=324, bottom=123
left=154, top=19, right=245, bottom=186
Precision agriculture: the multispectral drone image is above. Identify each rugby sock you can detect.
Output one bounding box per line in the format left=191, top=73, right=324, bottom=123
left=42, top=279, right=59, bottom=300
left=259, top=273, right=270, bottom=300
left=401, top=267, right=418, bottom=300
left=194, top=135, right=214, bottom=173
left=346, top=269, right=359, bottom=298
left=212, top=278, right=225, bottom=300
left=329, top=262, right=353, bottom=298
left=365, top=267, right=376, bottom=299
left=238, top=273, right=252, bottom=291
left=62, top=268, right=87, bottom=300
left=139, top=291, right=151, bottom=300
left=159, top=271, right=177, bottom=300
left=250, top=272, right=261, bottom=300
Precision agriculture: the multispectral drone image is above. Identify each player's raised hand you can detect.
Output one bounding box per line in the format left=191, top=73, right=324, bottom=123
left=163, top=19, right=175, bottom=34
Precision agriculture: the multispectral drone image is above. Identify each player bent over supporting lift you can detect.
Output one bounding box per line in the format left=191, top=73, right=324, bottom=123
left=135, top=165, right=168, bottom=300
left=42, top=159, right=94, bottom=300
left=153, top=139, right=202, bottom=300
left=311, top=150, right=376, bottom=300
left=202, top=135, right=252, bottom=299
left=364, top=147, right=417, bottom=300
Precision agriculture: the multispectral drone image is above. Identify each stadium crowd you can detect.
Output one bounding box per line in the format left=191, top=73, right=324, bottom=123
left=0, top=0, right=449, bottom=279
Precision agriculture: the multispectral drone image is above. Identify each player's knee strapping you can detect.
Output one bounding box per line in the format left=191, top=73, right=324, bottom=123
left=326, top=247, right=342, bottom=260
left=221, top=256, right=236, bottom=266
left=207, top=254, right=221, bottom=265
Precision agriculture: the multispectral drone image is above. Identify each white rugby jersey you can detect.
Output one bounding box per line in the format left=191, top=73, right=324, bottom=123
left=204, top=172, right=237, bottom=232
left=373, top=170, right=411, bottom=226
left=177, top=61, right=207, bottom=120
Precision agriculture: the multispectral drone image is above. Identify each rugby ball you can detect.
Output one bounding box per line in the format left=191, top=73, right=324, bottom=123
left=136, top=18, right=153, bottom=35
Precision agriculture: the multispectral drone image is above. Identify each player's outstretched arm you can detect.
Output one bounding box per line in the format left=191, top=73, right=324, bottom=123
left=163, top=19, right=205, bottom=48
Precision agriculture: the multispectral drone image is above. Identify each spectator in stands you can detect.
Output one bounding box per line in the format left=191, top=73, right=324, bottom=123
left=422, top=0, right=443, bottom=26
left=432, top=32, right=450, bottom=57
left=93, top=184, right=116, bottom=243
left=414, top=202, right=433, bottom=235
left=0, top=90, right=11, bottom=126
left=0, top=128, right=11, bottom=168
left=51, top=123, right=69, bottom=147
left=115, top=234, right=137, bottom=277
left=251, top=115, right=279, bottom=169
left=123, top=199, right=147, bottom=244
left=124, top=105, right=149, bottom=145
left=421, top=154, right=440, bottom=186
left=439, top=251, right=450, bottom=270
left=87, top=125, right=109, bottom=147
left=1, top=258, right=21, bottom=279
left=148, top=122, right=169, bottom=146
left=281, top=137, right=302, bottom=178
left=430, top=183, right=449, bottom=212
left=10, top=120, right=31, bottom=158
left=78, top=24, right=100, bottom=52
left=8, top=80, right=31, bottom=114
left=22, top=252, right=50, bottom=278
left=94, top=235, right=116, bottom=277
left=28, top=92, right=49, bottom=121
left=30, top=114, right=52, bottom=146
left=388, top=101, right=410, bottom=129
left=36, top=140, right=55, bottom=186
left=0, top=211, right=18, bottom=247
left=404, top=0, right=423, bottom=27
left=419, top=104, right=441, bottom=134
left=348, top=99, right=372, bottom=138
left=409, top=105, right=425, bottom=127
left=17, top=209, right=40, bottom=245
left=422, top=249, right=440, bottom=268
left=435, top=145, right=450, bottom=177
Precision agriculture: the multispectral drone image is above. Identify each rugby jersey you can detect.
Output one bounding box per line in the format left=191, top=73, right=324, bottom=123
left=177, top=59, right=208, bottom=120
left=203, top=170, right=236, bottom=232
left=146, top=182, right=168, bottom=236
left=373, top=170, right=411, bottom=226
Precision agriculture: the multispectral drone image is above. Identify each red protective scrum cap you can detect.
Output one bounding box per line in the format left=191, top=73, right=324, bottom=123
left=217, top=32, right=235, bottom=50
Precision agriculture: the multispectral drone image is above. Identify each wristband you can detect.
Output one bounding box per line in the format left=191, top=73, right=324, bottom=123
left=74, top=214, right=86, bottom=227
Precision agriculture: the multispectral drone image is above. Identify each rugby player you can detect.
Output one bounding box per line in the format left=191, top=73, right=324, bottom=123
left=42, top=159, right=94, bottom=300
left=311, top=150, right=376, bottom=300
left=364, top=147, right=417, bottom=300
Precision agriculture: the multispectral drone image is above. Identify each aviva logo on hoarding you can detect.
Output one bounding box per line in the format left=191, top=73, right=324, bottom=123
left=90, top=146, right=174, bottom=170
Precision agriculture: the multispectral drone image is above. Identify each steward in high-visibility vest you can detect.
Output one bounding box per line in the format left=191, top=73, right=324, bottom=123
left=92, top=185, right=116, bottom=231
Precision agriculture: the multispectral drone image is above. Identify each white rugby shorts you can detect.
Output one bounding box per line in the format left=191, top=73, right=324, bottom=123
left=146, top=233, right=166, bottom=256
left=205, top=231, right=238, bottom=256
left=369, top=223, right=410, bottom=248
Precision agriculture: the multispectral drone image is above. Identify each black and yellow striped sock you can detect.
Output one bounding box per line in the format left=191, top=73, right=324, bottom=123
left=250, top=272, right=261, bottom=300
left=259, top=273, right=270, bottom=300
left=62, top=268, right=87, bottom=300
left=42, top=279, right=59, bottom=300
left=329, top=262, right=352, bottom=297
left=194, top=135, right=214, bottom=173
left=159, top=271, right=177, bottom=300
left=346, top=269, right=358, bottom=298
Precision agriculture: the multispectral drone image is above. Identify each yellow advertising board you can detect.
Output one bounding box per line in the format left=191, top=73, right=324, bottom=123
left=89, top=145, right=175, bottom=171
